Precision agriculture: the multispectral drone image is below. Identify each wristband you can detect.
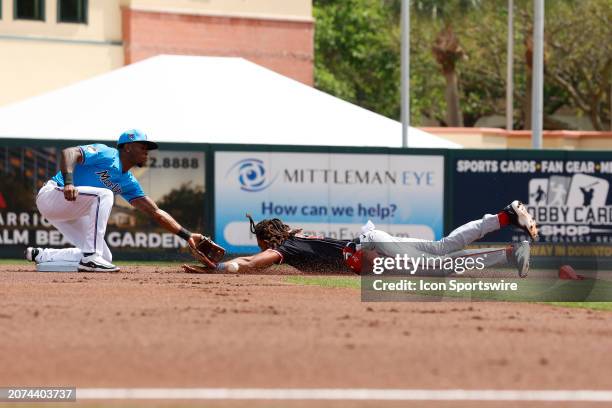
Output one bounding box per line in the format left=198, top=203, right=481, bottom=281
left=216, top=261, right=238, bottom=272
left=62, top=172, right=74, bottom=185
left=177, top=227, right=192, bottom=241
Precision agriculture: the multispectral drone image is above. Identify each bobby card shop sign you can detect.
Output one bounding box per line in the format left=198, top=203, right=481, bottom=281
left=215, top=152, right=444, bottom=253
left=453, top=157, right=612, bottom=244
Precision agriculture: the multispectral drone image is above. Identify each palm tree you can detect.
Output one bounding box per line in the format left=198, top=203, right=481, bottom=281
left=413, top=0, right=482, bottom=126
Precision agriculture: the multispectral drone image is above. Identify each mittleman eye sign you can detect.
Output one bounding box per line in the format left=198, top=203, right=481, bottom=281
left=227, top=158, right=276, bottom=192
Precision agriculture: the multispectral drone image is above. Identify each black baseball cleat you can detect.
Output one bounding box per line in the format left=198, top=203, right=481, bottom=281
left=502, top=200, right=538, bottom=240
left=78, top=253, right=120, bottom=272
left=25, top=247, right=42, bottom=263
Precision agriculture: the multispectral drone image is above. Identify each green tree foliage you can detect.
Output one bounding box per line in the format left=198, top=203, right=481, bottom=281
left=543, top=0, right=611, bottom=130
left=409, top=23, right=447, bottom=125
left=459, top=0, right=578, bottom=129
left=456, top=1, right=507, bottom=127
left=412, top=0, right=482, bottom=126
left=314, top=0, right=611, bottom=130
left=314, top=0, right=401, bottom=119
left=157, top=182, right=206, bottom=231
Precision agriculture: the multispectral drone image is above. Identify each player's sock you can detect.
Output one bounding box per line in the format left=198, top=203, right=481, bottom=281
left=83, top=252, right=95, bottom=257
left=497, top=211, right=510, bottom=226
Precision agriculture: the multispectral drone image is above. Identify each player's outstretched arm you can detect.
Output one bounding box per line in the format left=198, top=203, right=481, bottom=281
left=60, top=147, right=84, bottom=201
left=182, top=249, right=281, bottom=274
left=130, top=195, right=202, bottom=254
left=223, top=249, right=281, bottom=272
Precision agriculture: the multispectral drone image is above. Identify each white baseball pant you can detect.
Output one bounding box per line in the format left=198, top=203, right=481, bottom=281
left=360, top=214, right=508, bottom=269
left=35, top=180, right=114, bottom=263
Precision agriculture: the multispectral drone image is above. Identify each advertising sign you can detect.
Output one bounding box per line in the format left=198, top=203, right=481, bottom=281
left=453, top=156, right=612, bottom=244
left=109, top=149, right=206, bottom=254
left=215, top=151, right=445, bottom=253
left=0, top=144, right=205, bottom=258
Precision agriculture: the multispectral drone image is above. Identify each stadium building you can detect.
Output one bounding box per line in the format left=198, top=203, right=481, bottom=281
left=0, top=0, right=313, bottom=106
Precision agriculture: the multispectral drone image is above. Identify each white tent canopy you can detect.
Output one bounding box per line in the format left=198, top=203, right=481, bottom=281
left=0, top=55, right=460, bottom=149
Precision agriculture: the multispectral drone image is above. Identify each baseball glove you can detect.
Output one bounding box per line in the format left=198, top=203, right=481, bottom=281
left=189, top=235, right=226, bottom=269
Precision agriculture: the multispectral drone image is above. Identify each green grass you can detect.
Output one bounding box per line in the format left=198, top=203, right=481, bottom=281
left=284, top=275, right=612, bottom=312
left=0, top=259, right=29, bottom=265
left=285, top=275, right=361, bottom=289
left=545, top=302, right=612, bottom=311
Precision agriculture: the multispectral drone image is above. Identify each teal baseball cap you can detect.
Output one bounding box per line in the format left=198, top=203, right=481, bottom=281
left=117, top=129, right=158, bottom=150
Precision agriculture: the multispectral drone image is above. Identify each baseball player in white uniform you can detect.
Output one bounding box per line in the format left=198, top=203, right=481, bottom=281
left=25, top=129, right=213, bottom=272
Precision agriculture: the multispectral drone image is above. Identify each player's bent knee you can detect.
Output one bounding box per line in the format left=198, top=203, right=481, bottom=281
left=365, top=230, right=388, bottom=242
left=97, top=189, right=115, bottom=204
left=98, top=188, right=113, bottom=199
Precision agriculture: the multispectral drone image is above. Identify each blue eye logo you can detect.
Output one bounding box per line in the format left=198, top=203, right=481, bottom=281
left=227, top=158, right=276, bottom=192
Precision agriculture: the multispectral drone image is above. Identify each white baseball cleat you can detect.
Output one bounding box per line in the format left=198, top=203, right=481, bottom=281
left=502, top=200, right=538, bottom=240
left=511, top=241, right=530, bottom=278
left=78, top=253, right=120, bottom=272
left=25, top=247, right=42, bottom=263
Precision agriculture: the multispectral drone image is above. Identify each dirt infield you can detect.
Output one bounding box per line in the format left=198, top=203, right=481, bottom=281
left=1, top=265, right=612, bottom=405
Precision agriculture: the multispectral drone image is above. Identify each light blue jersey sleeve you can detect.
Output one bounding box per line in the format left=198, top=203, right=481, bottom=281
left=80, top=144, right=115, bottom=166
left=121, top=172, right=146, bottom=202
left=52, top=143, right=117, bottom=186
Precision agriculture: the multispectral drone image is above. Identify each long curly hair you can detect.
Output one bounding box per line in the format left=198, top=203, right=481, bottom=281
left=246, top=214, right=298, bottom=249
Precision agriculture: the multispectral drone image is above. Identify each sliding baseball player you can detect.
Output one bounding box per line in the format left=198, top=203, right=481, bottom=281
left=183, top=201, right=538, bottom=277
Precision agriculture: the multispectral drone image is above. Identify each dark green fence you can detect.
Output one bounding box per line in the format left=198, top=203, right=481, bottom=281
left=1, top=138, right=611, bottom=262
